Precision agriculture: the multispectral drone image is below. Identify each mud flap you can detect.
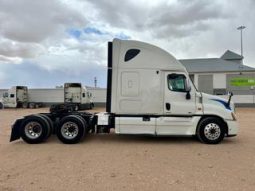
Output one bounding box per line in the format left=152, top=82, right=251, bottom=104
left=10, top=118, right=24, bottom=142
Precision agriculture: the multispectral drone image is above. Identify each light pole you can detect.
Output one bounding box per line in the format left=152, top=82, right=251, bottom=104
left=94, top=77, right=97, bottom=88
left=237, top=26, right=246, bottom=57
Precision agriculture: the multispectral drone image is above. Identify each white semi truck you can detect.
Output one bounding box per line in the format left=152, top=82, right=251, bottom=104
left=64, top=83, right=94, bottom=110
left=0, top=86, right=42, bottom=109
left=10, top=39, right=238, bottom=144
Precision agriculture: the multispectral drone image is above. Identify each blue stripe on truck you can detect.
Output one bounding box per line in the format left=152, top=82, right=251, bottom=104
left=211, top=99, right=231, bottom=110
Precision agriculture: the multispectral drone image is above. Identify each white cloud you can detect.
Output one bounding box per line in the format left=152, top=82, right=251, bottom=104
left=0, top=38, right=45, bottom=59
left=0, top=0, right=86, bottom=43
left=0, top=0, right=255, bottom=88
left=0, top=55, right=22, bottom=64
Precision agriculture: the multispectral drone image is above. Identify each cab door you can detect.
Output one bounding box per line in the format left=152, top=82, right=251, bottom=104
left=3, top=93, right=16, bottom=107
left=156, top=72, right=197, bottom=135
left=163, top=72, right=196, bottom=115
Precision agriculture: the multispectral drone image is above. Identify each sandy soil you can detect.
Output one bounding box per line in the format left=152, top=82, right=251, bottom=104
left=0, top=107, right=255, bottom=191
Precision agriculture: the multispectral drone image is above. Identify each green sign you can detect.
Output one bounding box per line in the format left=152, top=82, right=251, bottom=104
left=230, top=78, right=255, bottom=86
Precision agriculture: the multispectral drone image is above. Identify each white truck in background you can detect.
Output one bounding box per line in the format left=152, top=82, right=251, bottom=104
left=64, top=83, right=94, bottom=110
left=10, top=39, right=238, bottom=144
left=0, top=86, right=42, bottom=109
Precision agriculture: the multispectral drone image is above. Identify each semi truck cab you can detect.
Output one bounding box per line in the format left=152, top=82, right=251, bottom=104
left=2, top=86, right=28, bottom=108
left=108, top=39, right=238, bottom=143
left=9, top=39, right=238, bottom=144
left=64, top=83, right=94, bottom=110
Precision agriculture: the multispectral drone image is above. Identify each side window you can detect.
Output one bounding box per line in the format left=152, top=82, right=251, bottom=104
left=10, top=94, right=15, bottom=98
left=168, top=74, right=186, bottom=92
left=3, top=92, right=8, bottom=98
left=124, top=49, right=140, bottom=62
left=82, top=93, right=85, bottom=97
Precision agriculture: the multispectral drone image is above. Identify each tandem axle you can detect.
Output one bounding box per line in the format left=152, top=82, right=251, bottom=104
left=10, top=104, right=112, bottom=144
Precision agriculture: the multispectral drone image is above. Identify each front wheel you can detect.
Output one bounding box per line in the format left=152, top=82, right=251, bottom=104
left=196, top=117, right=226, bottom=144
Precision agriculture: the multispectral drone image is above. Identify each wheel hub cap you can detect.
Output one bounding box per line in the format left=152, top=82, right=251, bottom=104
left=204, top=123, right=221, bottom=141
left=24, top=122, right=42, bottom=139
left=61, top=122, right=79, bottom=139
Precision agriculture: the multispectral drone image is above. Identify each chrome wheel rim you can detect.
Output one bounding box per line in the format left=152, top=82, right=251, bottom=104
left=204, top=123, right=221, bottom=140
left=24, top=122, right=42, bottom=139
left=61, top=122, right=79, bottom=139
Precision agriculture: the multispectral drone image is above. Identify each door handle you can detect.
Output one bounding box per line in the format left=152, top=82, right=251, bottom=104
left=166, top=103, right=171, bottom=111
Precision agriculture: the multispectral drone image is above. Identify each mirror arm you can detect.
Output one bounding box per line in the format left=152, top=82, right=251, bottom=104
left=227, top=92, right=233, bottom=106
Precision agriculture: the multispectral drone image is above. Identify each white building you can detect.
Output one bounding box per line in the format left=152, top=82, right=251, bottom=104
left=180, top=50, right=255, bottom=106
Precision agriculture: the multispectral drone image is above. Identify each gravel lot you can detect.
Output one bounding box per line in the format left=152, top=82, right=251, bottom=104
left=0, top=107, right=255, bottom=191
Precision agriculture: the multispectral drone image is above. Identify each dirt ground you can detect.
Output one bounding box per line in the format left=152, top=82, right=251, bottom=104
left=0, top=107, right=255, bottom=191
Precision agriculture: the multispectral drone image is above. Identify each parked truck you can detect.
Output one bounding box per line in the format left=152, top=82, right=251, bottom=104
left=0, top=86, right=42, bottom=109
left=9, top=39, right=238, bottom=144
left=64, top=83, right=94, bottom=110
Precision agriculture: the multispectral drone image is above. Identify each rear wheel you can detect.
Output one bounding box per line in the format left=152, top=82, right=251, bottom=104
left=29, top=103, right=35, bottom=109
left=22, top=102, right=28, bottom=108
left=56, top=115, right=87, bottom=144
left=20, top=115, right=50, bottom=144
left=39, top=114, right=54, bottom=138
left=0, top=102, right=3, bottom=109
left=196, top=117, right=225, bottom=144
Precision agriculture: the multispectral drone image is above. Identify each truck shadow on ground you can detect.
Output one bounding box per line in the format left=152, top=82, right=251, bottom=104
left=88, top=134, right=197, bottom=144
left=8, top=132, right=238, bottom=145
left=41, top=133, right=237, bottom=145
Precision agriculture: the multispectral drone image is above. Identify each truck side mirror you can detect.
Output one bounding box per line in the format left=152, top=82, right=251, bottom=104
left=185, top=80, right=191, bottom=91
left=186, top=91, right=191, bottom=100
left=185, top=79, right=191, bottom=100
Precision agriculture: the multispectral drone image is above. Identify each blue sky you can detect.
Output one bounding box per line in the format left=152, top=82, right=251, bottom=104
left=0, top=0, right=255, bottom=88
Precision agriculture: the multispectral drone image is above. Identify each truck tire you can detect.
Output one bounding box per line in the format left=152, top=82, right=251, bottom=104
left=29, top=103, right=35, bottom=109
left=196, top=117, right=225, bottom=144
left=0, top=102, right=3, bottom=109
left=20, top=115, right=51, bottom=144
left=74, top=115, right=89, bottom=134
left=22, top=102, right=28, bottom=108
left=56, top=115, right=86, bottom=144
left=39, top=114, right=54, bottom=138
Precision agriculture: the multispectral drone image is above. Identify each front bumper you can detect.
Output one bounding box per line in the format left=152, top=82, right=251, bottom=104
left=226, top=120, right=239, bottom=136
